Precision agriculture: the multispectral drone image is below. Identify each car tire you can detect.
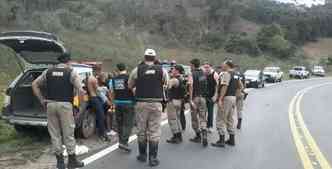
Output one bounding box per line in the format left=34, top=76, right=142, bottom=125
left=255, top=82, right=259, bottom=88
left=79, top=109, right=96, bottom=139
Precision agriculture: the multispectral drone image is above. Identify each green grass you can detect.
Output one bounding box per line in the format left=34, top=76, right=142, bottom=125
left=0, top=86, right=16, bottom=145
left=0, top=86, right=48, bottom=157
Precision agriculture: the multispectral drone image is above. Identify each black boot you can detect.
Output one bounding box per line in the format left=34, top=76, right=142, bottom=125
left=237, top=118, right=242, bottom=129
left=56, top=154, right=65, bottom=169
left=137, top=141, right=147, bottom=162
left=211, top=135, right=225, bottom=148
left=177, top=132, right=183, bottom=142
left=189, top=132, right=201, bottom=143
left=166, top=133, right=182, bottom=144
left=119, top=143, right=132, bottom=153
left=201, top=129, right=208, bottom=147
left=149, top=141, right=160, bottom=167
left=67, top=154, right=84, bottom=169
left=226, top=134, right=236, bottom=146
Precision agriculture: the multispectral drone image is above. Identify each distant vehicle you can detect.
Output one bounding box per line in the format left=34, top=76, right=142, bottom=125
left=263, top=67, right=283, bottom=83
left=0, top=31, right=96, bottom=138
left=289, top=66, right=310, bottom=79
left=244, top=70, right=265, bottom=88
left=311, top=66, right=325, bottom=77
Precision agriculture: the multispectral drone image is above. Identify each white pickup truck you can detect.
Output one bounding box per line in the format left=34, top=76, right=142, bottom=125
left=289, top=66, right=310, bottom=79
left=263, top=67, right=283, bottom=83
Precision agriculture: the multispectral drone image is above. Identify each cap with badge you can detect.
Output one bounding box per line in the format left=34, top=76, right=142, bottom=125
left=144, top=48, right=157, bottom=57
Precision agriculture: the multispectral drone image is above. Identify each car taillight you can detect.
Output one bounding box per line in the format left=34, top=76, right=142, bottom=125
left=3, top=95, right=10, bottom=107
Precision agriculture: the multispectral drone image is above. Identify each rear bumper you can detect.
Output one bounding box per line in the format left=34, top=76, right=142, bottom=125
left=4, top=115, right=47, bottom=127
left=246, top=81, right=258, bottom=87
left=312, top=73, right=325, bottom=76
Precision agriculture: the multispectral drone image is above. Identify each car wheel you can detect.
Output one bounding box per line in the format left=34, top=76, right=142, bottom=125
left=255, top=82, right=259, bottom=88
left=80, top=109, right=96, bottom=139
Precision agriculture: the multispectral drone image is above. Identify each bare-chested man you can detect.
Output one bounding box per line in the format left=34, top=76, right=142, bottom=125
left=87, top=73, right=110, bottom=141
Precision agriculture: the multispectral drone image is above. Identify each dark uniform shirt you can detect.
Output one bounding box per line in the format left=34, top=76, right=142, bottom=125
left=34, top=63, right=82, bottom=102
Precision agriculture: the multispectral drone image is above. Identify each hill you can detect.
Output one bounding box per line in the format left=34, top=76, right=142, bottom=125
left=1, top=0, right=332, bottom=85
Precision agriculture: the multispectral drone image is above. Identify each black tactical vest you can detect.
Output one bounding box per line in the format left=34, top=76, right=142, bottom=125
left=225, top=72, right=238, bottom=96
left=168, top=77, right=184, bottom=100
left=46, top=67, right=74, bottom=102
left=112, top=74, right=134, bottom=101
left=192, top=69, right=208, bottom=97
left=206, top=71, right=217, bottom=98
left=136, top=64, right=164, bottom=102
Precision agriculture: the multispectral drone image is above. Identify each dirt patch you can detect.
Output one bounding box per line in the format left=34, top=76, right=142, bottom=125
left=303, top=38, right=332, bottom=59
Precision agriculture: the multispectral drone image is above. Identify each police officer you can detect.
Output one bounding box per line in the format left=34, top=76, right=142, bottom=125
left=32, top=53, right=84, bottom=169
left=128, top=49, right=168, bottom=167
left=212, top=60, right=243, bottom=147
left=188, top=58, right=209, bottom=147
left=234, top=65, right=246, bottom=129
left=166, top=65, right=185, bottom=144
left=109, top=63, right=135, bottom=152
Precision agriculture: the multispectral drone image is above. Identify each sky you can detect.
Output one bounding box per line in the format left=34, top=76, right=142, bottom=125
left=276, top=0, right=325, bottom=6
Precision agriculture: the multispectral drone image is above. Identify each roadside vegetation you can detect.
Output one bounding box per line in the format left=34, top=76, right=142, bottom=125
left=0, top=86, right=48, bottom=167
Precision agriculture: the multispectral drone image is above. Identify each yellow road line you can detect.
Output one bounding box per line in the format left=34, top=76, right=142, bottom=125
left=289, top=83, right=332, bottom=169
left=296, top=92, right=332, bottom=169
left=289, top=93, right=314, bottom=169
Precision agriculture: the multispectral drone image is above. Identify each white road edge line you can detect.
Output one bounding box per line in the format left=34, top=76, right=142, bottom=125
left=82, top=110, right=188, bottom=165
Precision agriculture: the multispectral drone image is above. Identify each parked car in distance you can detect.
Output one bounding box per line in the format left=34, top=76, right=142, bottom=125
left=289, top=66, right=310, bottom=79
left=244, top=70, right=265, bottom=88
left=0, top=31, right=96, bottom=138
left=311, top=66, right=325, bottom=77
left=263, top=67, right=283, bottom=83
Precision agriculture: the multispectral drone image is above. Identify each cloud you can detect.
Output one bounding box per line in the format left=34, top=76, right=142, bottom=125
left=276, top=0, right=325, bottom=6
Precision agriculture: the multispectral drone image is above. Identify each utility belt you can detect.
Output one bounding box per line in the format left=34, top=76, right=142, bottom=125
left=136, top=98, right=163, bottom=103
left=193, top=95, right=207, bottom=99
left=46, top=98, right=73, bottom=103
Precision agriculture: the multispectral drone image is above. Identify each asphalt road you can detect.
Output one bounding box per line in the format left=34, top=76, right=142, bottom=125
left=82, top=78, right=332, bottom=169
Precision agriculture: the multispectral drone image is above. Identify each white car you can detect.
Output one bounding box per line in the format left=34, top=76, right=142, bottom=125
left=311, top=66, right=325, bottom=77
left=289, top=66, right=310, bottom=79
left=263, top=67, right=283, bottom=83
left=244, top=70, right=265, bottom=88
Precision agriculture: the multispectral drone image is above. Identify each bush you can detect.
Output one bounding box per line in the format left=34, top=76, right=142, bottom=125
left=31, top=12, right=64, bottom=33
left=225, top=34, right=260, bottom=56
left=201, top=32, right=226, bottom=50
left=0, top=1, right=10, bottom=24
left=257, top=24, right=294, bottom=58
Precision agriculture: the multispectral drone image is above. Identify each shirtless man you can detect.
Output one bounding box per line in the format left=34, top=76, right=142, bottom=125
left=87, top=73, right=110, bottom=141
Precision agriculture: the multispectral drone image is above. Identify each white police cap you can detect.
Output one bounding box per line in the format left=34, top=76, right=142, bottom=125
left=144, top=48, right=157, bottom=57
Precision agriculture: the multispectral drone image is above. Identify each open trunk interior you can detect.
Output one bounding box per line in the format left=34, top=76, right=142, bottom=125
left=11, top=70, right=46, bottom=117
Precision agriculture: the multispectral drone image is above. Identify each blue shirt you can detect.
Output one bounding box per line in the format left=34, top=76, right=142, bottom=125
left=108, top=79, right=135, bottom=105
